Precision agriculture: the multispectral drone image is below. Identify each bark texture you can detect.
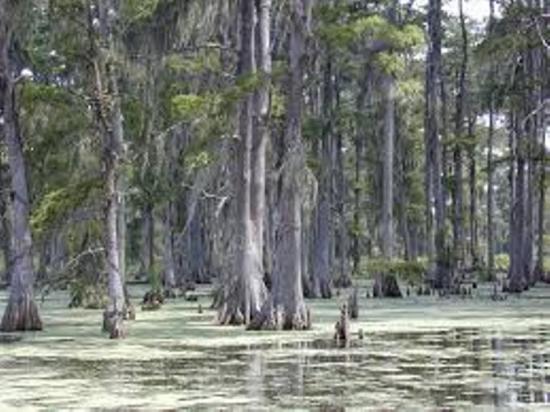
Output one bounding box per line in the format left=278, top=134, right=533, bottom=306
left=249, top=0, right=311, bottom=331
left=425, top=0, right=449, bottom=291
left=218, top=0, right=267, bottom=325
left=311, top=60, right=334, bottom=299
left=91, top=0, right=127, bottom=338
left=0, top=2, right=42, bottom=332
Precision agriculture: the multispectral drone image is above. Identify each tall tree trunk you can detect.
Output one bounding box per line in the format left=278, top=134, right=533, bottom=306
left=117, top=167, right=127, bottom=287
left=467, top=116, right=479, bottom=267
left=0, top=163, right=12, bottom=285
left=92, top=0, right=127, bottom=337
left=535, top=105, right=546, bottom=280
left=508, top=112, right=526, bottom=292
left=311, top=59, right=334, bottom=298
left=487, top=100, right=496, bottom=279
left=534, top=12, right=547, bottom=280
left=163, top=202, right=176, bottom=292
left=374, top=73, right=402, bottom=298
left=0, top=4, right=42, bottom=332
left=219, top=0, right=267, bottom=325
left=352, top=77, right=367, bottom=275
left=381, top=74, right=395, bottom=259
left=141, top=204, right=154, bottom=278
left=425, top=0, right=449, bottom=290
left=251, top=0, right=311, bottom=330
left=452, top=0, right=467, bottom=273
left=523, top=14, right=536, bottom=287
left=251, top=0, right=271, bottom=269
left=486, top=0, right=496, bottom=281
left=334, top=128, right=351, bottom=288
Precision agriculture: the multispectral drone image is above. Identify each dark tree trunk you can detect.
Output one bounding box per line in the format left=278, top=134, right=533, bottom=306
left=425, top=0, right=448, bottom=290
left=373, top=273, right=402, bottom=298
left=141, top=204, right=154, bottom=278
left=352, top=78, right=366, bottom=276
left=452, top=0, right=467, bottom=272
left=486, top=0, right=496, bottom=281
left=508, top=112, right=526, bottom=293
left=0, top=163, right=12, bottom=285
left=0, top=5, right=42, bottom=332
left=534, top=37, right=547, bottom=281
left=487, top=101, right=495, bottom=279
left=467, top=116, right=479, bottom=267
left=311, top=59, right=334, bottom=299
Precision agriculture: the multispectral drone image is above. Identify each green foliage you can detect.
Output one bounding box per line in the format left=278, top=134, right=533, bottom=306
left=302, top=116, right=324, bottom=142
left=494, top=254, right=510, bottom=272
left=171, top=94, right=209, bottom=121
left=361, top=258, right=427, bottom=284
left=31, top=178, right=103, bottom=235
left=21, top=83, right=73, bottom=108
left=165, top=51, right=222, bottom=75
left=122, top=0, right=161, bottom=23
left=317, top=5, right=423, bottom=57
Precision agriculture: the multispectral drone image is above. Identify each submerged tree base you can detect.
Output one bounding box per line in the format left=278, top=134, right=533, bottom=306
left=373, top=273, right=402, bottom=298
left=102, top=309, right=126, bottom=339
left=334, top=302, right=350, bottom=346
left=348, top=287, right=359, bottom=319
left=247, top=300, right=311, bottom=331
left=142, top=290, right=164, bottom=309
left=0, top=293, right=43, bottom=332
left=503, top=278, right=528, bottom=294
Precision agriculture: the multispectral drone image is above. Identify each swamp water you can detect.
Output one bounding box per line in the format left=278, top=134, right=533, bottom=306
left=0, top=285, right=549, bottom=410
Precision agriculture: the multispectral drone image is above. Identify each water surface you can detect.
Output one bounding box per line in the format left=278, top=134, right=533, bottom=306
left=0, top=285, right=548, bottom=410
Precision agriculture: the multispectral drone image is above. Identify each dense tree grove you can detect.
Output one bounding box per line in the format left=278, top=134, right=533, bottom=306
left=0, top=0, right=548, bottom=337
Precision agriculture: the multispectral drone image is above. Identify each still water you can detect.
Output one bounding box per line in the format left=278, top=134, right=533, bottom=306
left=0, top=285, right=548, bottom=410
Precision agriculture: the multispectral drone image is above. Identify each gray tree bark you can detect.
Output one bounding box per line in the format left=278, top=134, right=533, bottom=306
left=251, top=0, right=311, bottom=330
left=91, top=0, right=127, bottom=337
left=311, top=60, right=334, bottom=299
left=452, top=0, right=467, bottom=272
left=425, top=0, right=449, bottom=290
left=508, top=112, right=526, bottom=292
left=467, top=116, right=479, bottom=267
left=162, top=203, right=176, bottom=292
left=486, top=0, right=497, bottom=281
left=0, top=2, right=42, bottom=331
left=251, top=0, right=271, bottom=269
left=381, top=74, right=395, bottom=259
left=0, top=162, right=12, bottom=285
left=374, top=72, right=402, bottom=298
left=334, top=128, right=351, bottom=288
left=218, top=0, right=267, bottom=325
